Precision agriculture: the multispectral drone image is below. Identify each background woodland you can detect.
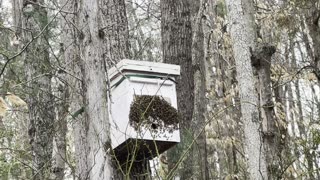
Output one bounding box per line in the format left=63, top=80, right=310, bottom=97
left=0, top=0, right=320, bottom=179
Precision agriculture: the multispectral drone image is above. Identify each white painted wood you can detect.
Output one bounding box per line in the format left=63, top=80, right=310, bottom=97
left=108, top=59, right=180, bottom=80
left=108, top=60, right=180, bottom=156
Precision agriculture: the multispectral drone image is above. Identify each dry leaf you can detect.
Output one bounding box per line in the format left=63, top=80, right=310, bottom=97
left=6, top=93, right=27, bottom=107
left=0, top=97, right=8, bottom=118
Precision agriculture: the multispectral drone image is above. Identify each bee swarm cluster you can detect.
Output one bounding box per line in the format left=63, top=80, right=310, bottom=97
left=129, top=95, right=180, bottom=133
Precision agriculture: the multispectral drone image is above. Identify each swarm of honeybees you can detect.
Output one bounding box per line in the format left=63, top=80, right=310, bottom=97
left=129, top=95, right=180, bottom=133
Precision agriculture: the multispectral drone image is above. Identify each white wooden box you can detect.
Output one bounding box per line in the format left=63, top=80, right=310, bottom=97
left=108, top=59, right=180, bottom=160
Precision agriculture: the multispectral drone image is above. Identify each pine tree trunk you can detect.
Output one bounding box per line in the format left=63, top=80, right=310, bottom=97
left=225, top=0, right=269, bottom=179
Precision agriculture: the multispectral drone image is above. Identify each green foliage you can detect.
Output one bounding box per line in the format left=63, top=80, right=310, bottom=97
left=216, top=0, right=226, bottom=17
left=0, top=154, right=9, bottom=180
left=0, top=126, right=32, bottom=179
left=311, top=128, right=320, bottom=146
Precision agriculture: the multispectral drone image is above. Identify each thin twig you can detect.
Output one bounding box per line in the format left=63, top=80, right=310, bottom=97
left=0, top=0, right=70, bottom=78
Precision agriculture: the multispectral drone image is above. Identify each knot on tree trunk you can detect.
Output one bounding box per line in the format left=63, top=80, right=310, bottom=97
left=262, top=131, right=275, bottom=139
left=250, top=44, right=276, bottom=69
left=52, top=167, right=64, bottom=173
left=263, top=100, right=274, bottom=109
left=311, top=10, right=320, bottom=27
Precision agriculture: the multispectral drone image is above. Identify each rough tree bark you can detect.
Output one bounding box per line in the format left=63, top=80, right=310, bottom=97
left=99, top=1, right=151, bottom=179
left=16, top=0, right=55, bottom=179
left=254, top=2, right=285, bottom=177
left=100, top=0, right=130, bottom=65
left=51, top=77, right=68, bottom=179
left=225, top=0, right=269, bottom=179
left=252, top=45, right=280, bottom=178
left=76, top=0, right=113, bottom=179
left=161, top=0, right=193, bottom=130
left=57, top=0, right=88, bottom=179
left=189, top=0, right=209, bottom=179
left=205, top=0, right=242, bottom=177
left=161, top=0, right=195, bottom=179
left=12, top=0, right=23, bottom=37
left=305, top=1, right=320, bottom=82
left=66, top=0, right=148, bottom=179
left=52, top=78, right=68, bottom=180
left=50, top=0, right=73, bottom=179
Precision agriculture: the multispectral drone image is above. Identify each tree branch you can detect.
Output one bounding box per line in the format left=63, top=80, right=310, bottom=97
left=0, top=0, right=71, bottom=78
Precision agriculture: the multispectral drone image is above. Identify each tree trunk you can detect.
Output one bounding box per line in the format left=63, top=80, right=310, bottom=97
left=190, top=0, right=209, bottom=179
left=161, top=0, right=194, bottom=179
left=76, top=0, right=112, bottom=179
left=58, top=0, right=86, bottom=179
left=254, top=2, right=282, bottom=178
left=99, top=1, right=151, bottom=179
left=225, top=0, right=268, bottom=179
left=305, top=1, right=320, bottom=82
left=50, top=1, right=72, bottom=179
left=100, top=0, right=130, bottom=65
left=254, top=46, right=279, bottom=178
left=52, top=76, right=68, bottom=180
left=18, top=0, right=55, bottom=178
left=161, top=0, right=194, bottom=130
left=12, top=0, right=23, bottom=37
